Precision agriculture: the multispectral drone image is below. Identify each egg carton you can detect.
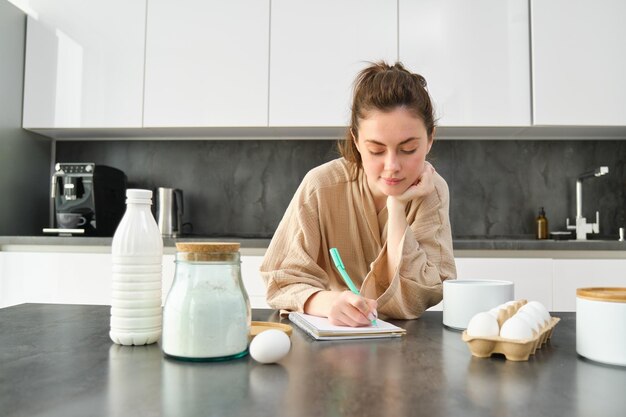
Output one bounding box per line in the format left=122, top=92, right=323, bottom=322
left=461, top=299, right=560, bottom=361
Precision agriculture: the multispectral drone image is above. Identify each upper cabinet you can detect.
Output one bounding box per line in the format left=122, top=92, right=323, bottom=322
left=22, top=0, right=146, bottom=128
left=20, top=0, right=625, bottom=134
left=531, top=0, right=626, bottom=126
left=269, top=0, right=397, bottom=127
left=399, top=0, right=531, bottom=127
left=143, top=0, right=270, bottom=127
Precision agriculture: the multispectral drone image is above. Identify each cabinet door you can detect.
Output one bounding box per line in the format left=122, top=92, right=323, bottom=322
left=399, top=0, right=530, bottom=126
left=22, top=0, right=145, bottom=128
left=162, top=254, right=176, bottom=302
left=269, top=0, right=397, bottom=127
left=241, top=255, right=270, bottom=309
left=0, top=251, right=176, bottom=308
left=0, top=252, right=19, bottom=308
left=143, top=0, right=269, bottom=127
left=429, top=258, right=553, bottom=311
left=0, top=251, right=112, bottom=306
left=532, top=0, right=626, bottom=125
left=553, top=259, right=626, bottom=312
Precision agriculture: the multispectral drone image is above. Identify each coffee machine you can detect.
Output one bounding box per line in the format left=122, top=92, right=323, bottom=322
left=44, top=163, right=127, bottom=236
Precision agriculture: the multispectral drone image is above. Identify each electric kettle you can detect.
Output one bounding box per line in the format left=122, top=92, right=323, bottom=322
left=156, top=187, right=184, bottom=237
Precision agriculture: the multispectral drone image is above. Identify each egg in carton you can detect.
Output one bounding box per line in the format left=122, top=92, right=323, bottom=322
left=462, top=299, right=560, bottom=361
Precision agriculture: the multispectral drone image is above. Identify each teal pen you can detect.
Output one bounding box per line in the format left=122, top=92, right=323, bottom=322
left=329, top=247, right=377, bottom=326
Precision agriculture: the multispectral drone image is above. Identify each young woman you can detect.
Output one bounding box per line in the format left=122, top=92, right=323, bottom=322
left=260, top=62, right=456, bottom=327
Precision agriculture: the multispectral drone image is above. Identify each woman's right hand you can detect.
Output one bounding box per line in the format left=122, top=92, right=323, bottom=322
left=305, top=290, right=378, bottom=327
left=328, top=291, right=378, bottom=327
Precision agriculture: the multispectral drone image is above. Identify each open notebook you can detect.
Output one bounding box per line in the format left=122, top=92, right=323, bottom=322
left=289, top=312, right=406, bottom=340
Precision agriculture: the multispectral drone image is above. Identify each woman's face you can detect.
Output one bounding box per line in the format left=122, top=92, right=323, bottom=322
left=354, top=106, right=433, bottom=203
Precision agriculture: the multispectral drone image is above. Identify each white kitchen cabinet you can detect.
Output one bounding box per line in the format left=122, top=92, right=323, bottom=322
left=143, top=0, right=270, bottom=127
left=428, top=257, right=553, bottom=311
left=0, top=251, right=175, bottom=308
left=0, top=252, right=7, bottom=305
left=399, top=0, right=531, bottom=126
left=0, top=251, right=112, bottom=307
left=241, top=255, right=270, bottom=309
left=5, top=247, right=624, bottom=313
left=22, top=0, right=146, bottom=128
left=0, top=251, right=268, bottom=309
left=269, top=0, right=397, bottom=127
left=552, top=259, right=626, bottom=312
left=456, top=258, right=553, bottom=309
left=532, top=0, right=626, bottom=125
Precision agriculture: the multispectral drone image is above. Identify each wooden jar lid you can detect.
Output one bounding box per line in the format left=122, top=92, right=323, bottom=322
left=577, top=287, right=626, bottom=303
left=175, top=242, right=240, bottom=253
left=250, top=321, right=293, bottom=338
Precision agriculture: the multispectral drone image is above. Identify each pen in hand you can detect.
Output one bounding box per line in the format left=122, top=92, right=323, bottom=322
left=329, top=247, right=378, bottom=326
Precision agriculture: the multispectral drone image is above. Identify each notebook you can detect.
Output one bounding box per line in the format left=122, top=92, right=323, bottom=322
left=288, top=312, right=406, bottom=340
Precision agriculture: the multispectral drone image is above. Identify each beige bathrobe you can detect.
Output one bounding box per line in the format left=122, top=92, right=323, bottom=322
left=260, top=158, right=456, bottom=319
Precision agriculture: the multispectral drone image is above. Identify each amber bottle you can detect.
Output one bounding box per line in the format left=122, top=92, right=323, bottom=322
left=536, top=207, right=548, bottom=240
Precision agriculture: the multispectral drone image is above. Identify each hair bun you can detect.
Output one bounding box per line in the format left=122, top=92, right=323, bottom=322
left=413, top=73, right=427, bottom=89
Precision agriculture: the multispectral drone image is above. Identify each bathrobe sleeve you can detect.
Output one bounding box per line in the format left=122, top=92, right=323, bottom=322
left=259, top=176, right=329, bottom=313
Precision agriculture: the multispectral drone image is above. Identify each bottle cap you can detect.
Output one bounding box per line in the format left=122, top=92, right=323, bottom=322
left=126, top=189, right=152, bottom=204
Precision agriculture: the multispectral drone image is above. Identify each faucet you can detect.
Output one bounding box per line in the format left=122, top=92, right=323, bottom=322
left=566, top=166, right=609, bottom=240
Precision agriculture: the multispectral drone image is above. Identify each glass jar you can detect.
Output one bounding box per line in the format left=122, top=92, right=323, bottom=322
left=162, top=242, right=251, bottom=361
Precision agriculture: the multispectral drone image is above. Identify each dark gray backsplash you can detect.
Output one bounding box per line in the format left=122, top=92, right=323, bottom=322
left=56, top=140, right=626, bottom=238
left=429, top=141, right=626, bottom=238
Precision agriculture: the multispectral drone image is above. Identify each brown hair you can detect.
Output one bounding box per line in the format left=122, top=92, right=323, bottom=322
left=338, top=61, right=436, bottom=172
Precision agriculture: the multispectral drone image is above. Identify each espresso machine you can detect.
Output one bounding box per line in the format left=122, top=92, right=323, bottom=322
left=44, top=163, right=127, bottom=236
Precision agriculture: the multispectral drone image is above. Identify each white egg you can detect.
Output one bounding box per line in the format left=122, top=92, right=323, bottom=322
left=467, top=312, right=500, bottom=337
left=526, top=301, right=551, bottom=325
left=249, top=329, right=291, bottom=364
left=518, top=304, right=545, bottom=329
left=494, top=300, right=517, bottom=313
left=486, top=308, right=500, bottom=319
left=495, top=303, right=509, bottom=311
left=514, top=310, right=541, bottom=334
left=500, top=316, right=533, bottom=340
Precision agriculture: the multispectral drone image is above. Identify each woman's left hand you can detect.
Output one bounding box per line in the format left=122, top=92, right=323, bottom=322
left=391, top=162, right=436, bottom=206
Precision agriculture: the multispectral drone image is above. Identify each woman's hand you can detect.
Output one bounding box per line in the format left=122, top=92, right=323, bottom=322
left=389, top=161, right=436, bottom=208
left=328, top=291, right=378, bottom=327
left=384, top=162, right=435, bottom=281
left=304, top=290, right=377, bottom=327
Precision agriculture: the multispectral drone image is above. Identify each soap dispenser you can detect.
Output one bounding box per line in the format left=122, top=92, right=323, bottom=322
left=536, top=207, right=548, bottom=240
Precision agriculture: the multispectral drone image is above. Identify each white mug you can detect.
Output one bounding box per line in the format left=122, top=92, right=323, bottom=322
left=443, top=280, right=514, bottom=330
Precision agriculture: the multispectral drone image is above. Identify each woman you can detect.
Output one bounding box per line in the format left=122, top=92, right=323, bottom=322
left=260, top=61, right=456, bottom=327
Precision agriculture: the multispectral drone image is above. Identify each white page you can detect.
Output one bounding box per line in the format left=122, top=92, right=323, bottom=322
left=289, top=312, right=405, bottom=335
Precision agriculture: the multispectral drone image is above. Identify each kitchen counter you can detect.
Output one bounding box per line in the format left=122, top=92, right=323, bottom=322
left=0, top=235, right=272, bottom=249
left=0, top=235, right=272, bottom=256
left=1, top=304, right=624, bottom=417
left=2, top=235, right=626, bottom=253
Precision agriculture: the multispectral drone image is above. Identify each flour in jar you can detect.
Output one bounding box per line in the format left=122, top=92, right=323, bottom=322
left=162, top=274, right=248, bottom=359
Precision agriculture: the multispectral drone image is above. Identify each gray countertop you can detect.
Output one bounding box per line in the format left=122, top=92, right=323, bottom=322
left=0, top=235, right=272, bottom=249
left=2, top=235, right=626, bottom=251
left=1, top=304, right=624, bottom=417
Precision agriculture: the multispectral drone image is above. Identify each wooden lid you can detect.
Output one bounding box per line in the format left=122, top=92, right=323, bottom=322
left=577, top=287, right=626, bottom=303
left=249, top=321, right=293, bottom=337
left=175, top=242, right=240, bottom=253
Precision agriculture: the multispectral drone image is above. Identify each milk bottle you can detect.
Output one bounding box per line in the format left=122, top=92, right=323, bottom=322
left=110, top=189, right=163, bottom=345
